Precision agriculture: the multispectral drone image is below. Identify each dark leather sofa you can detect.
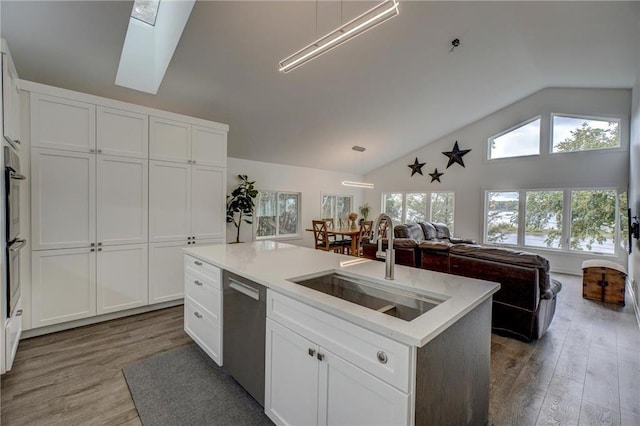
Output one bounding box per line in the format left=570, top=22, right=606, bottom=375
left=362, top=222, right=562, bottom=341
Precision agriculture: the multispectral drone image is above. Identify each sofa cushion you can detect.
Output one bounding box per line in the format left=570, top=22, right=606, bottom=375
left=394, top=224, right=424, bottom=240
left=449, top=245, right=549, bottom=271
left=432, top=223, right=451, bottom=239
left=449, top=237, right=477, bottom=244
left=418, top=222, right=437, bottom=240
left=418, top=240, right=453, bottom=252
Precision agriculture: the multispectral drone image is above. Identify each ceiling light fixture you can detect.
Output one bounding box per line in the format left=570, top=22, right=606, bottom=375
left=279, top=0, right=399, bottom=73
left=342, top=146, right=374, bottom=189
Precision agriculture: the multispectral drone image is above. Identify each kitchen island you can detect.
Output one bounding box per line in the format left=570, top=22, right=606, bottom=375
left=183, top=241, right=500, bottom=426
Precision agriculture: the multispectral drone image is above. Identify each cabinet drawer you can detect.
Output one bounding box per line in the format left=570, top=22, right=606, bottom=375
left=184, top=255, right=220, bottom=282
left=267, top=291, right=411, bottom=393
left=185, top=271, right=221, bottom=321
left=184, top=300, right=222, bottom=366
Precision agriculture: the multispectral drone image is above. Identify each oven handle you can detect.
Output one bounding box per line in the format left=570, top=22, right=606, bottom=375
left=9, top=171, right=26, bottom=180
left=9, top=239, right=26, bottom=251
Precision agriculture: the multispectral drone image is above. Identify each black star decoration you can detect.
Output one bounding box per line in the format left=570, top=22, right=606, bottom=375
left=442, top=141, right=471, bottom=168
left=407, top=157, right=426, bottom=177
left=429, top=168, right=444, bottom=183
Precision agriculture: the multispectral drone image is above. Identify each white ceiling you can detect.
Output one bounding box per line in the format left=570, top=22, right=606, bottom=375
left=2, top=1, right=638, bottom=174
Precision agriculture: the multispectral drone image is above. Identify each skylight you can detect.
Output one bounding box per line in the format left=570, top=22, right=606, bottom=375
left=131, top=0, right=160, bottom=26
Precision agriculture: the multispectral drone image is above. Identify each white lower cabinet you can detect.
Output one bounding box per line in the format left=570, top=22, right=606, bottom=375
left=149, top=241, right=188, bottom=303
left=97, top=244, right=148, bottom=314
left=4, top=296, right=23, bottom=371
left=265, top=298, right=410, bottom=426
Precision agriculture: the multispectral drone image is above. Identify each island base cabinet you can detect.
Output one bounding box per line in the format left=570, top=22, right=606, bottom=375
left=184, top=300, right=222, bottom=366
left=265, top=318, right=409, bottom=426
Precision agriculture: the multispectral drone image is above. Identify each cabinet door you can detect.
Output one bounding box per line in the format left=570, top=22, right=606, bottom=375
left=97, top=244, right=148, bottom=314
left=31, top=248, right=96, bottom=327
left=4, top=295, right=22, bottom=371
left=97, top=156, right=148, bottom=246
left=318, top=349, right=409, bottom=426
left=184, top=299, right=222, bottom=366
left=191, top=165, right=225, bottom=240
left=30, top=93, right=95, bottom=152
left=149, top=160, right=191, bottom=242
left=2, top=50, right=20, bottom=144
left=97, top=106, right=148, bottom=158
left=191, top=125, right=226, bottom=167
left=31, top=148, right=96, bottom=250
left=148, top=241, right=187, bottom=303
left=266, top=319, right=319, bottom=426
left=149, top=116, right=191, bottom=163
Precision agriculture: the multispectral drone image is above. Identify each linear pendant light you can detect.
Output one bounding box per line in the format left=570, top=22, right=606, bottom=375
left=342, top=146, right=374, bottom=189
left=279, top=0, right=399, bottom=73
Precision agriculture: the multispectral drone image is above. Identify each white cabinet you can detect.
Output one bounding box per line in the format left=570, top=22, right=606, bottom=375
left=96, top=106, right=148, bottom=158
left=97, top=156, right=148, bottom=246
left=31, top=148, right=96, bottom=250
left=31, top=248, right=97, bottom=327
left=266, top=291, right=410, bottom=426
left=30, top=93, right=96, bottom=152
left=97, top=244, right=148, bottom=314
left=150, top=117, right=226, bottom=167
left=2, top=40, right=21, bottom=145
left=150, top=160, right=225, bottom=243
left=4, top=296, right=23, bottom=371
left=184, top=255, right=222, bottom=365
left=149, top=241, right=187, bottom=303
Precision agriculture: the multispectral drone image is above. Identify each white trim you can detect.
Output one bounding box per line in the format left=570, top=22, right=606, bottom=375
left=627, top=277, right=640, bottom=332
left=18, top=79, right=229, bottom=131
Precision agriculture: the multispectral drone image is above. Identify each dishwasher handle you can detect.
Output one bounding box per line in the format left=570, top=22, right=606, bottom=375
left=228, top=279, right=261, bottom=301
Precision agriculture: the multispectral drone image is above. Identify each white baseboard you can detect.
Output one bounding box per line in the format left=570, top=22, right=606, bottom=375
left=628, top=278, right=640, bottom=332
left=22, top=299, right=184, bottom=339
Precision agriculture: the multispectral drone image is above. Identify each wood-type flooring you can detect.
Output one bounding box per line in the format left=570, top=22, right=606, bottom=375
left=1, top=273, right=639, bottom=425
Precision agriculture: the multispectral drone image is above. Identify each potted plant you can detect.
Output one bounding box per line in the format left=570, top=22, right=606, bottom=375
left=226, top=175, right=258, bottom=243
left=359, top=203, right=370, bottom=222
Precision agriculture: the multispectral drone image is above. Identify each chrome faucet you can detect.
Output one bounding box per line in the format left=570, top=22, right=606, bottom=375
left=371, top=213, right=394, bottom=280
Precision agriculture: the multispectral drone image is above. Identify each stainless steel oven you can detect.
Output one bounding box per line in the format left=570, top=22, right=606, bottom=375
left=4, top=144, right=25, bottom=317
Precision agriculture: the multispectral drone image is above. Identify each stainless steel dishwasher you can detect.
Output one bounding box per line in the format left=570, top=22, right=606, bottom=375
left=223, top=270, right=267, bottom=406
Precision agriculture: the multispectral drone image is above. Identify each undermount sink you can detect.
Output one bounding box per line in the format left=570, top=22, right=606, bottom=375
left=289, top=272, right=440, bottom=321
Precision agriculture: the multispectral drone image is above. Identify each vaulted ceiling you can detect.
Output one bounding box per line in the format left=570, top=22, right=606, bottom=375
left=2, top=1, right=638, bottom=173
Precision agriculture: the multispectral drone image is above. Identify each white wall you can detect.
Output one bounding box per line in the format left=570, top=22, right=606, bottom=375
left=629, top=28, right=640, bottom=321
left=364, top=87, right=631, bottom=275
left=227, top=157, right=364, bottom=247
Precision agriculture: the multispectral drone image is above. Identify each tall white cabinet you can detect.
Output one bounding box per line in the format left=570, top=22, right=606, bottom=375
left=27, top=86, right=228, bottom=330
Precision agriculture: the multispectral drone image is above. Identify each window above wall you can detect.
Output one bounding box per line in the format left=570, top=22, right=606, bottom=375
left=551, top=114, right=620, bottom=153
left=488, top=117, right=541, bottom=160
left=382, top=191, right=455, bottom=232
left=255, top=191, right=301, bottom=240
left=321, top=194, right=353, bottom=225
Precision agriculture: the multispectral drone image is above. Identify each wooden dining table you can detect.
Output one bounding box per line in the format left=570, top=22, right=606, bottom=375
left=306, top=227, right=361, bottom=257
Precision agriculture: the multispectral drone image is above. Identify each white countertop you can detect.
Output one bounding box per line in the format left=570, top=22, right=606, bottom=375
left=184, top=241, right=500, bottom=347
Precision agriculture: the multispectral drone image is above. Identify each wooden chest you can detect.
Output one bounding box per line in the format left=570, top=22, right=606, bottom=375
left=582, top=260, right=627, bottom=306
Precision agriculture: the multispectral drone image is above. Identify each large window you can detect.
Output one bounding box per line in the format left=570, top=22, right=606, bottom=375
left=321, top=194, right=352, bottom=224
left=552, top=114, right=620, bottom=153
left=382, top=192, right=455, bottom=231
left=484, top=188, right=622, bottom=255
left=488, top=117, right=540, bottom=160
left=256, top=191, right=301, bottom=239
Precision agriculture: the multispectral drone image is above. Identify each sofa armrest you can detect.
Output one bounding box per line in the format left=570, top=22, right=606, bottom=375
left=542, top=279, right=562, bottom=300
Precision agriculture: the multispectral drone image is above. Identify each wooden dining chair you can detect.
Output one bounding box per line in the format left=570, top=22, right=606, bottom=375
left=358, top=221, right=374, bottom=256
left=322, top=218, right=336, bottom=241
left=312, top=220, right=346, bottom=253
left=338, top=217, right=348, bottom=229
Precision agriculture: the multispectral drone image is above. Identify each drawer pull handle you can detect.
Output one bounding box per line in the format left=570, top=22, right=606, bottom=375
left=377, top=351, right=388, bottom=364
left=308, top=348, right=316, bottom=357
left=194, top=280, right=203, bottom=286
left=194, top=260, right=203, bottom=266
left=194, top=311, right=203, bottom=319
left=316, top=353, right=324, bottom=361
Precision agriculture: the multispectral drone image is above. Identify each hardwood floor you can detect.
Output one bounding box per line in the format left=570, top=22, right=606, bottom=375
left=1, top=273, right=639, bottom=425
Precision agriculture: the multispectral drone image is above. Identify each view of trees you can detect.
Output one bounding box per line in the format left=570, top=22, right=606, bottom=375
left=382, top=192, right=455, bottom=230
left=431, top=192, right=455, bottom=230
left=553, top=120, right=619, bottom=152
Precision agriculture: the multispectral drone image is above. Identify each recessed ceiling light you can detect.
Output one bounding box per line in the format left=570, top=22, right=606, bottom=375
left=131, top=0, right=161, bottom=26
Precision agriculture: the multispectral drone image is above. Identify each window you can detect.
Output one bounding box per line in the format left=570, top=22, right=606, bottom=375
left=525, top=191, right=563, bottom=249
left=484, top=188, right=621, bottom=255
left=485, top=191, right=519, bottom=245
left=488, top=117, right=540, bottom=160
left=256, top=191, right=301, bottom=239
left=321, top=194, right=352, bottom=224
left=570, top=189, right=616, bottom=254
left=619, top=192, right=629, bottom=252
left=552, top=114, right=620, bottom=153
left=131, top=0, right=160, bottom=26
left=382, top=192, right=455, bottom=231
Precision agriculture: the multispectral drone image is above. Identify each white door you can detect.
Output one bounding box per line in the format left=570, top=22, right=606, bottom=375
left=265, top=319, right=320, bottom=426
left=191, top=165, right=226, bottom=240
left=96, top=106, right=148, bottom=158
left=2, top=50, right=20, bottom=143
left=97, top=155, right=148, bottom=246
left=191, top=125, right=227, bottom=167
left=97, top=244, right=148, bottom=314
left=149, top=116, right=191, bottom=163
left=31, top=148, right=96, bottom=250
left=318, top=349, right=410, bottom=426
left=31, top=248, right=97, bottom=327
left=149, top=241, right=187, bottom=303
left=149, top=160, right=191, bottom=242
left=30, top=93, right=96, bottom=152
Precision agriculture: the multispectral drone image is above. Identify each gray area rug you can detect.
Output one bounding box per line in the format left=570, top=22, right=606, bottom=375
left=123, top=343, right=273, bottom=426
